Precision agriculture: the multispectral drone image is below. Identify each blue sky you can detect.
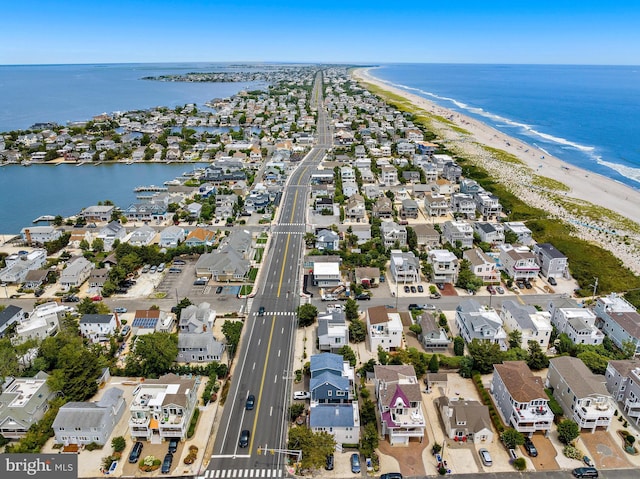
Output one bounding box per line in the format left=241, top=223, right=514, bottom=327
left=2, top=1, right=639, bottom=65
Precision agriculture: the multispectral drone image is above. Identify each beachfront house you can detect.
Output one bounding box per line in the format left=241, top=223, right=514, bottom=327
left=533, top=243, right=569, bottom=279
left=498, top=244, right=540, bottom=282
left=0, top=249, right=47, bottom=284
left=605, top=360, right=640, bottom=425
left=20, top=226, right=62, bottom=245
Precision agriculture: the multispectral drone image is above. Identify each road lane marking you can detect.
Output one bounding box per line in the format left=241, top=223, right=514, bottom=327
left=278, top=349, right=281, bottom=357
left=250, top=313, right=277, bottom=452
left=276, top=233, right=291, bottom=298
left=270, top=406, right=273, bottom=416
left=258, top=338, right=261, bottom=345
left=252, top=362, right=255, bottom=371
left=274, top=374, right=277, bottom=383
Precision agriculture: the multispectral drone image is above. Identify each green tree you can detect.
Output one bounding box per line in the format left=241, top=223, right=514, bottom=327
left=377, top=345, right=390, bottom=365
left=344, top=298, right=359, bottom=321
left=287, top=426, right=336, bottom=473
left=527, top=340, right=550, bottom=370
left=458, top=356, right=474, bottom=378
left=508, top=330, right=523, bottom=349
left=360, top=398, right=377, bottom=425
left=455, top=259, right=484, bottom=291
left=79, top=239, right=90, bottom=251
left=91, top=237, right=104, bottom=253
left=338, top=345, right=357, bottom=367
left=453, top=336, right=465, bottom=356
left=428, top=353, right=440, bottom=373
left=409, top=323, right=422, bottom=337
left=289, top=403, right=305, bottom=421
left=111, top=436, right=126, bottom=453
left=467, top=339, right=503, bottom=374
left=501, top=428, right=525, bottom=448
left=360, top=421, right=379, bottom=459
left=577, top=351, right=609, bottom=375
left=557, top=419, right=580, bottom=445
left=53, top=215, right=64, bottom=226
left=124, top=332, right=178, bottom=377
left=348, top=319, right=366, bottom=343
left=297, top=303, right=318, bottom=327
left=221, top=320, right=244, bottom=357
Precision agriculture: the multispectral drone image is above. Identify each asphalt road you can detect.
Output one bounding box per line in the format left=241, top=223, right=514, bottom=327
left=206, top=71, right=330, bottom=477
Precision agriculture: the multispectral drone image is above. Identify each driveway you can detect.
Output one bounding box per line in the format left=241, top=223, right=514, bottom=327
left=580, top=430, right=632, bottom=469
left=522, top=433, right=559, bottom=471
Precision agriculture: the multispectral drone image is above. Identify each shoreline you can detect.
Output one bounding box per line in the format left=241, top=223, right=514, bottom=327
left=353, top=66, right=640, bottom=274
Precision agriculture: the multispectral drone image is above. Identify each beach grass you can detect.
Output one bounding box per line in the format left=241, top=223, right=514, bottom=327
left=532, top=175, right=571, bottom=192
left=550, top=195, right=640, bottom=235
left=479, top=145, right=526, bottom=166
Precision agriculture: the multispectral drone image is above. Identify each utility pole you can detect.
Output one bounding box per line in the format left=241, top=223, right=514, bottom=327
left=591, top=277, right=599, bottom=301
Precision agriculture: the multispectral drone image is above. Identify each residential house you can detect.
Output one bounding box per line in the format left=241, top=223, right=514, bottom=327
left=81, top=205, right=116, bottom=222
left=345, top=194, right=366, bottom=222
left=317, top=312, right=349, bottom=353
left=312, top=261, right=341, bottom=287
left=0, top=249, right=47, bottom=284
left=97, top=221, right=127, bottom=251
left=362, top=184, right=381, bottom=199
left=459, top=178, right=482, bottom=195
left=400, top=198, right=419, bottom=219
left=500, top=300, right=552, bottom=349
left=413, top=224, right=440, bottom=249
left=342, top=181, right=359, bottom=198
left=23, top=269, right=48, bottom=290
left=549, top=305, right=603, bottom=346
left=390, top=250, right=420, bottom=284
left=373, top=365, right=425, bottom=445
left=442, top=220, right=474, bottom=249
left=354, top=267, right=380, bottom=289
left=435, top=397, right=493, bottom=443
left=595, top=293, right=640, bottom=355
left=314, top=197, right=335, bottom=214
left=68, top=228, right=93, bottom=249
left=498, top=244, right=540, bottom=281
left=366, top=305, right=403, bottom=352
left=534, top=243, right=569, bottom=279
left=15, top=302, right=66, bottom=342
left=309, top=403, right=360, bottom=446
left=0, top=305, right=24, bottom=338
left=455, top=300, right=507, bottom=350
left=372, top=196, right=394, bottom=219
left=546, top=356, right=615, bottom=432
left=159, top=226, right=186, bottom=248
left=473, top=222, right=505, bottom=246
left=310, top=353, right=354, bottom=404
left=381, top=165, right=399, bottom=186
left=491, top=361, right=553, bottom=434
left=185, top=228, right=216, bottom=247
left=424, top=193, right=451, bottom=217
left=88, top=268, right=109, bottom=289
left=122, top=202, right=167, bottom=223
left=427, top=249, right=459, bottom=285
left=463, top=248, right=500, bottom=284
left=418, top=312, right=452, bottom=350
left=315, top=229, right=340, bottom=251
left=177, top=303, right=225, bottom=363
left=397, top=142, right=416, bottom=156
left=474, top=192, right=502, bottom=218
left=127, top=225, right=157, bottom=247
left=348, top=224, right=372, bottom=245
left=132, top=309, right=173, bottom=335
left=450, top=192, right=476, bottom=219
left=59, top=256, right=94, bottom=289
left=401, top=170, right=420, bottom=183
left=79, top=314, right=118, bottom=343
left=442, top=162, right=463, bottom=183
left=0, top=371, right=57, bottom=439
left=52, top=387, right=126, bottom=446
left=604, top=360, right=640, bottom=425
left=381, top=221, right=407, bottom=248
left=21, top=226, right=62, bottom=245
left=128, top=373, right=198, bottom=441
left=503, top=222, right=533, bottom=245
left=195, top=245, right=249, bottom=282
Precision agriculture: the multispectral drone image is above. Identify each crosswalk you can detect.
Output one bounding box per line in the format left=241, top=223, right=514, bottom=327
left=271, top=231, right=303, bottom=235
left=202, top=469, right=283, bottom=478
left=277, top=222, right=305, bottom=226
left=254, top=311, right=296, bottom=317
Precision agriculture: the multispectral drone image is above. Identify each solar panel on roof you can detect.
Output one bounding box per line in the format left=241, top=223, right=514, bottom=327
left=133, top=318, right=158, bottom=328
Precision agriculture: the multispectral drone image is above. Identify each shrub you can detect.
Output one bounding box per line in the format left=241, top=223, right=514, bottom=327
left=289, top=403, right=305, bottom=421
left=85, top=442, right=101, bottom=451
left=513, top=457, right=526, bottom=471
left=187, top=408, right=200, bottom=439
left=563, top=445, right=583, bottom=460
left=111, top=436, right=126, bottom=453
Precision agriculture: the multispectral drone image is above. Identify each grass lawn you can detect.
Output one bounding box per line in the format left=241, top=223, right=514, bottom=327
left=248, top=268, right=259, bottom=281
left=254, top=248, right=264, bottom=263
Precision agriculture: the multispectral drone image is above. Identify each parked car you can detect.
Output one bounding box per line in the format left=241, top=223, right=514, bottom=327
left=417, top=285, right=424, bottom=293
left=524, top=280, right=533, bottom=289
left=173, top=260, right=186, bottom=265
left=168, top=438, right=179, bottom=454
left=246, top=394, right=255, bottom=410
left=410, top=286, right=417, bottom=293
left=157, top=263, right=166, bottom=273
left=436, top=283, right=445, bottom=291
left=238, top=429, right=250, bottom=448
left=114, top=307, right=127, bottom=314
left=168, top=267, right=182, bottom=273
left=548, top=276, right=557, bottom=286
left=487, top=285, right=496, bottom=295
left=62, top=295, right=79, bottom=302
left=355, top=293, right=371, bottom=300
left=121, top=325, right=131, bottom=336
left=524, top=437, right=538, bottom=457
left=496, top=286, right=505, bottom=294
left=293, top=391, right=310, bottom=400
left=351, top=453, right=361, bottom=473
left=216, top=286, right=223, bottom=294
left=430, top=292, right=442, bottom=299
left=424, top=304, right=437, bottom=310
left=404, top=285, right=410, bottom=293
left=479, top=448, right=492, bottom=467
left=149, top=265, right=157, bottom=274
left=408, top=304, right=423, bottom=311
left=141, top=264, right=151, bottom=273
left=380, top=474, right=403, bottom=479
left=193, top=278, right=207, bottom=286
left=325, top=453, right=334, bottom=471
left=572, top=467, right=598, bottom=478
left=516, top=280, right=525, bottom=289
left=91, top=295, right=103, bottom=302
left=128, top=442, right=143, bottom=463
left=161, top=453, right=173, bottom=473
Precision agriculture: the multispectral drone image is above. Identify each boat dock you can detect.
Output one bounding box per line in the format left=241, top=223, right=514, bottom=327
left=133, top=185, right=168, bottom=193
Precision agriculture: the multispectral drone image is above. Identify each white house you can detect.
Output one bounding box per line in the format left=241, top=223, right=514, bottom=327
left=59, top=256, right=94, bottom=289
left=455, top=300, right=507, bottom=350
left=312, top=261, right=341, bottom=287
left=15, top=302, right=67, bottom=342
left=159, top=225, right=186, bottom=248
left=389, top=250, right=420, bottom=284
left=442, top=220, right=474, bottom=249
left=549, top=306, right=603, bottom=346
left=127, top=225, right=157, bottom=247
left=0, top=249, right=47, bottom=284
left=498, top=244, right=540, bottom=281
left=79, top=314, right=118, bottom=343
left=500, top=300, right=552, bottom=350
left=427, top=249, right=459, bottom=285
left=463, top=248, right=500, bottom=284
left=366, top=305, right=403, bottom=352
left=503, top=221, right=533, bottom=245
left=317, top=312, right=349, bottom=353
left=20, top=226, right=62, bottom=245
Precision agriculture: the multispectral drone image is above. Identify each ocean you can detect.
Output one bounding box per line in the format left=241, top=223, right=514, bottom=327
left=370, top=64, right=640, bottom=189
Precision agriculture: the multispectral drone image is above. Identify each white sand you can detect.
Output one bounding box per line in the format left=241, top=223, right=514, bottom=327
left=353, top=67, right=640, bottom=274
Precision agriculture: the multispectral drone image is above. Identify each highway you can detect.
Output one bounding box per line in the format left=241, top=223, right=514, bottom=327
left=206, top=71, right=330, bottom=478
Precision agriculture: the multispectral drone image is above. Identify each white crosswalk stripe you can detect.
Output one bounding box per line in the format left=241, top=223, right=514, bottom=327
left=205, top=470, right=280, bottom=479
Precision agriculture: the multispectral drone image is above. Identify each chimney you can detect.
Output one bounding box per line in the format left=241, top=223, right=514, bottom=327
left=24, top=229, right=32, bottom=245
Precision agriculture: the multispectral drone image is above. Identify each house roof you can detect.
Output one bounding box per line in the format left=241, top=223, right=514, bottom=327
left=373, top=365, right=421, bottom=407
left=494, top=361, right=546, bottom=402
left=80, top=314, right=114, bottom=325
left=368, top=305, right=392, bottom=325
left=52, top=388, right=123, bottom=430
left=310, top=371, right=349, bottom=392
left=0, top=305, right=22, bottom=329
left=537, top=243, right=567, bottom=259
left=607, top=359, right=640, bottom=378
left=550, top=356, right=610, bottom=398
left=436, top=397, right=492, bottom=435
left=607, top=311, right=640, bottom=339
left=309, top=403, right=356, bottom=428
left=310, top=353, right=344, bottom=373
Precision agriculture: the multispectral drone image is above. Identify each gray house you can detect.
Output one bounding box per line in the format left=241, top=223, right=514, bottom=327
left=195, top=244, right=250, bottom=281
left=534, top=243, right=569, bottom=279
left=455, top=300, right=507, bottom=350
left=419, top=313, right=452, bottom=350
left=0, top=305, right=24, bottom=338
left=436, top=397, right=493, bottom=443
left=52, top=387, right=126, bottom=446
left=317, top=312, right=349, bottom=353
left=315, top=229, right=340, bottom=251
left=177, top=303, right=225, bottom=363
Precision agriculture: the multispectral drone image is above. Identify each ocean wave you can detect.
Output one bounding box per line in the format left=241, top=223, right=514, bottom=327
left=380, top=78, right=596, bottom=154
left=596, top=158, right=640, bottom=184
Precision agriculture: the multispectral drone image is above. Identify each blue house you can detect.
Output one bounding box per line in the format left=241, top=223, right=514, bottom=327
left=310, top=353, right=353, bottom=404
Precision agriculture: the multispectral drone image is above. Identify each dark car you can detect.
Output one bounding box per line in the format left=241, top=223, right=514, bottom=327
left=487, top=285, right=496, bottom=295
left=410, top=286, right=417, bottom=293
left=380, top=474, right=403, bottom=479
left=216, top=286, right=223, bottom=294
left=350, top=453, right=361, bottom=473
left=239, top=429, right=250, bottom=448
left=258, top=306, right=265, bottom=316
left=34, top=289, right=44, bottom=297
left=417, top=285, right=424, bottom=293
left=436, top=283, right=445, bottom=291
left=325, top=453, right=334, bottom=471
left=161, top=453, right=173, bottom=474
left=572, top=467, right=598, bottom=478
left=408, top=304, right=423, bottom=311
left=404, top=285, right=410, bottom=293
left=246, top=394, right=255, bottom=410
left=168, top=438, right=179, bottom=454
left=356, top=293, right=371, bottom=300
left=548, top=276, right=557, bottom=286
left=128, top=441, right=143, bottom=463
left=525, top=280, right=533, bottom=289
left=62, top=295, right=79, bottom=302
left=524, top=437, right=538, bottom=457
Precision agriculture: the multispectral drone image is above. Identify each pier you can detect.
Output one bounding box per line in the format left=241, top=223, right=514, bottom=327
left=133, top=185, right=168, bottom=193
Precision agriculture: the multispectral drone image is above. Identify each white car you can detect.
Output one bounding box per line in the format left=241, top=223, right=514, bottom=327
left=293, top=391, right=311, bottom=400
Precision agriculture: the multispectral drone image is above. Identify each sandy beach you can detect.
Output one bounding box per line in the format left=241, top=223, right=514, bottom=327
left=353, top=67, right=640, bottom=274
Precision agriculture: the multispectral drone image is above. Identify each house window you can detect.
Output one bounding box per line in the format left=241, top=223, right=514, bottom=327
left=328, top=391, right=332, bottom=396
